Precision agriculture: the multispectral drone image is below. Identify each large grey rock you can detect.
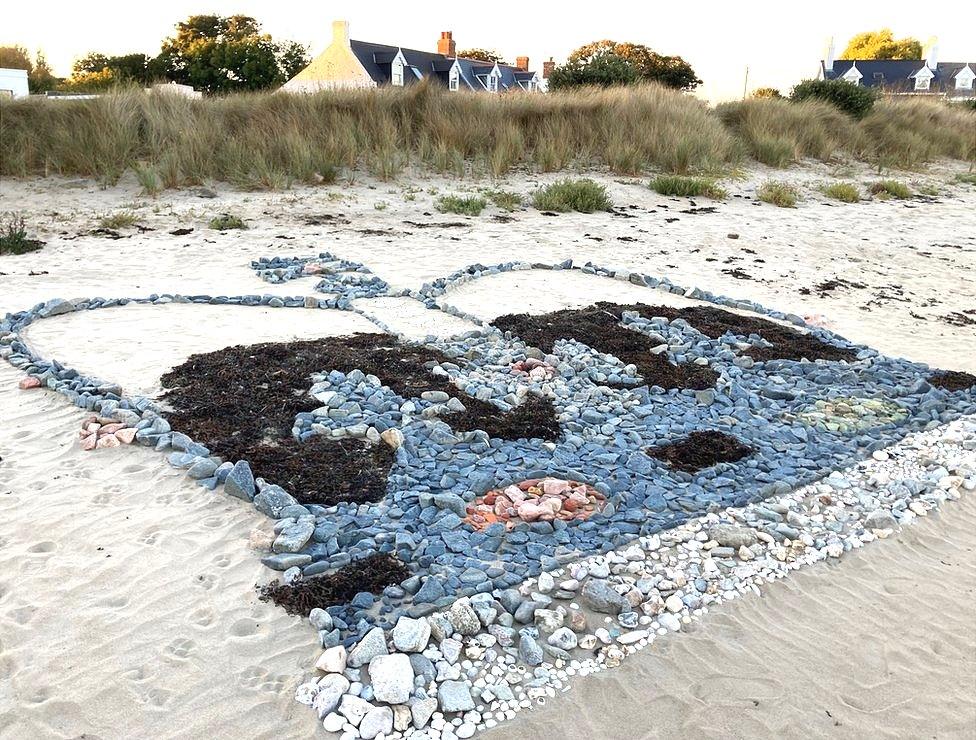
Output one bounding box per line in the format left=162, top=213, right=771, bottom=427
left=392, top=616, right=431, bottom=652
left=312, top=674, right=349, bottom=718
left=581, top=579, right=629, bottom=614
left=224, top=460, right=255, bottom=501
left=864, top=510, right=898, bottom=530
left=437, top=680, right=475, bottom=713
left=444, top=598, right=481, bottom=636
left=518, top=634, right=544, bottom=666
left=338, top=694, right=372, bottom=726
left=411, top=697, right=438, bottom=729
left=368, top=653, right=414, bottom=704
left=359, top=706, right=394, bottom=740
left=272, top=515, right=315, bottom=553
left=347, top=626, right=388, bottom=668
left=708, top=524, right=759, bottom=548
left=547, top=627, right=578, bottom=650
left=253, top=484, right=298, bottom=518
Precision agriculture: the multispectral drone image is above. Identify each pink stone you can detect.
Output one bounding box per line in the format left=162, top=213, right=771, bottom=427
left=18, top=377, right=41, bottom=389
left=517, top=501, right=544, bottom=522
left=80, top=434, right=98, bottom=451
left=115, top=427, right=137, bottom=444
left=96, top=433, right=121, bottom=449
left=99, top=423, right=124, bottom=435
left=85, top=423, right=101, bottom=434
left=542, top=478, right=571, bottom=496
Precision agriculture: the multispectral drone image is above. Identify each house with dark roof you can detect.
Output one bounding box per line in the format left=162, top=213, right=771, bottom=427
left=283, top=21, right=546, bottom=93
left=819, top=38, right=975, bottom=98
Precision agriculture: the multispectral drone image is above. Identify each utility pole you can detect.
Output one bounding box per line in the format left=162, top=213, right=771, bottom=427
left=743, top=66, right=749, bottom=99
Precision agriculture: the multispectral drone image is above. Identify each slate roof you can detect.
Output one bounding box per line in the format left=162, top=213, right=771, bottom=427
left=350, top=39, right=538, bottom=91
left=822, top=59, right=976, bottom=93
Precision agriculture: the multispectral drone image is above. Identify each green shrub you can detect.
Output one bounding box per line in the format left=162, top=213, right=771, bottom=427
left=820, top=182, right=861, bottom=202
left=868, top=180, right=911, bottom=199
left=791, top=79, right=878, bottom=119
left=533, top=179, right=613, bottom=212
left=649, top=175, right=727, bottom=199
left=956, top=173, right=976, bottom=185
left=482, top=189, right=522, bottom=211
left=208, top=213, right=247, bottom=229
left=0, top=214, right=44, bottom=255
left=756, top=180, right=800, bottom=207
left=435, top=195, right=487, bottom=216
left=98, top=210, right=140, bottom=229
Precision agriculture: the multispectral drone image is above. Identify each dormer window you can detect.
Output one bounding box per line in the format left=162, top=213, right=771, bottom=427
left=957, top=67, right=975, bottom=90
left=449, top=67, right=459, bottom=91
left=392, top=58, right=404, bottom=87
left=914, top=74, right=930, bottom=91
left=841, top=66, right=861, bottom=85
left=488, top=74, right=498, bottom=92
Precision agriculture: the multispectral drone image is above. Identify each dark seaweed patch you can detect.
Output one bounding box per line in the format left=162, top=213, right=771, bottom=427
left=928, top=370, right=976, bottom=392
left=259, top=553, right=410, bottom=615
left=646, top=430, right=753, bottom=473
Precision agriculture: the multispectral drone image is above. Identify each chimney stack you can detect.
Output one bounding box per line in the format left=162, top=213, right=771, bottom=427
left=332, top=20, right=350, bottom=47
left=924, top=37, right=938, bottom=70
left=438, top=31, right=456, bottom=57
left=542, top=57, right=555, bottom=79
left=516, top=56, right=529, bottom=71
left=824, top=37, right=835, bottom=72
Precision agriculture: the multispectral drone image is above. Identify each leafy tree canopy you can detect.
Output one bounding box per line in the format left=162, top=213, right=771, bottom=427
left=0, top=46, right=59, bottom=91
left=565, top=40, right=701, bottom=91
left=457, top=48, right=506, bottom=64
left=751, top=87, right=782, bottom=99
left=548, top=51, right=638, bottom=90
left=154, top=14, right=308, bottom=94
left=840, top=29, right=922, bottom=60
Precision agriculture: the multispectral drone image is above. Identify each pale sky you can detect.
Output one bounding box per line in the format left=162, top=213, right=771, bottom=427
left=4, top=1, right=975, bottom=101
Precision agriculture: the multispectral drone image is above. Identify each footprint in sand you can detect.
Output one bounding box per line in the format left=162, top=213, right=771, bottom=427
left=202, top=515, right=225, bottom=529
left=195, top=573, right=217, bottom=590
left=95, top=593, right=129, bottom=609
left=164, top=637, right=196, bottom=660
left=122, top=665, right=153, bottom=683
left=188, top=607, right=216, bottom=627
left=27, top=686, right=53, bottom=704
left=211, top=554, right=231, bottom=569
left=139, top=527, right=163, bottom=546
left=136, top=686, right=173, bottom=708
left=91, top=491, right=114, bottom=505
left=229, top=618, right=263, bottom=638
left=28, top=541, right=57, bottom=554
left=689, top=675, right=783, bottom=705
left=238, top=665, right=285, bottom=692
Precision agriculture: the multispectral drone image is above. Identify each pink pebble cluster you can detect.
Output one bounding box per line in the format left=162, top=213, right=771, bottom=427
left=510, top=358, right=556, bottom=381
left=78, top=415, right=137, bottom=450
left=18, top=377, right=41, bottom=390
left=464, top=477, right=607, bottom=531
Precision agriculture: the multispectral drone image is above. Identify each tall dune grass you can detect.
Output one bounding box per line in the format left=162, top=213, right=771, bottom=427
left=0, top=83, right=737, bottom=185
left=1, top=83, right=973, bottom=189
left=716, top=98, right=856, bottom=166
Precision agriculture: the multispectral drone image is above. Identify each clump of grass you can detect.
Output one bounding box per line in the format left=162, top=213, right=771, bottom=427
left=868, top=180, right=912, bottom=199
left=756, top=180, right=800, bottom=208
left=435, top=195, right=487, bottom=216
left=820, top=182, right=861, bottom=203
left=955, top=173, right=976, bottom=185
left=98, top=210, right=140, bottom=229
left=915, top=183, right=940, bottom=197
left=132, top=162, right=161, bottom=196
left=649, top=174, right=727, bottom=199
left=208, top=213, right=247, bottom=230
left=0, top=214, right=45, bottom=255
left=482, top=189, right=523, bottom=211
left=533, top=179, right=613, bottom=213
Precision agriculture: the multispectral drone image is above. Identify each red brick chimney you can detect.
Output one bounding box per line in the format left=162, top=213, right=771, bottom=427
left=516, top=56, right=529, bottom=71
left=438, top=31, right=456, bottom=57
left=542, top=57, right=555, bottom=79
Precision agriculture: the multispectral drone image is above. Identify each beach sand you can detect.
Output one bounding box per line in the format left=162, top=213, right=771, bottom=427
left=1, top=164, right=974, bottom=738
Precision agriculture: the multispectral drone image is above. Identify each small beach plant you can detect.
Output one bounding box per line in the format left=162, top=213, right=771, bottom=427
left=533, top=179, right=613, bottom=213
left=756, top=180, right=800, bottom=207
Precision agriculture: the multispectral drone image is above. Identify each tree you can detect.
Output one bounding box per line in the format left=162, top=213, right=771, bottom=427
left=153, top=14, right=309, bottom=94
left=548, top=51, right=638, bottom=90
left=565, top=40, right=701, bottom=91
left=72, top=52, right=154, bottom=85
left=840, top=29, right=922, bottom=60
left=751, top=87, right=782, bottom=99
left=457, top=48, right=506, bottom=64
left=0, top=46, right=59, bottom=91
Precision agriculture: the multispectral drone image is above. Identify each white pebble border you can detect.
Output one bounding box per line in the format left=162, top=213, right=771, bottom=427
left=296, top=415, right=976, bottom=740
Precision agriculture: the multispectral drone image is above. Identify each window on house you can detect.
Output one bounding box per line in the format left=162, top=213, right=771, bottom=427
left=488, top=74, right=498, bottom=92
left=392, top=59, right=404, bottom=87
left=449, top=70, right=459, bottom=91
left=915, top=75, right=930, bottom=91
left=957, top=73, right=974, bottom=90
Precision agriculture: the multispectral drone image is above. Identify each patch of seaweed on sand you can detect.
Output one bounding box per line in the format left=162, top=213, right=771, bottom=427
left=928, top=370, right=976, bottom=392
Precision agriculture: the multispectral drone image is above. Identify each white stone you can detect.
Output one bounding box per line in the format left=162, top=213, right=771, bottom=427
left=322, top=712, right=346, bottom=732
left=313, top=675, right=350, bottom=719
left=338, top=694, right=372, bottom=726
left=369, top=653, right=414, bottom=704
left=316, top=645, right=348, bottom=673
left=664, top=594, right=684, bottom=613
left=359, top=705, right=394, bottom=740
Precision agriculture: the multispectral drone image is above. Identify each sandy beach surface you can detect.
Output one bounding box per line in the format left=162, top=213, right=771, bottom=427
left=1, top=163, right=974, bottom=738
